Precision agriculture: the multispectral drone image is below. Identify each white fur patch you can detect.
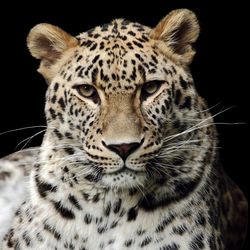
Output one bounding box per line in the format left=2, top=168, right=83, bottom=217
left=0, top=160, right=28, bottom=241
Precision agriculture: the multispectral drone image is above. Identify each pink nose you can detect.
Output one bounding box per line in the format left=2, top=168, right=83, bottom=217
left=103, top=142, right=142, bottom=161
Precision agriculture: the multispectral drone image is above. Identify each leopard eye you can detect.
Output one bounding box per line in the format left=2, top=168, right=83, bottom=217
left=143, top=81, right=159, bottom=94
left=141, top=80, right=165, bottom=101
left=74, top=84, right=100, bottom=103
left=77, top=84, right=96, bottom=97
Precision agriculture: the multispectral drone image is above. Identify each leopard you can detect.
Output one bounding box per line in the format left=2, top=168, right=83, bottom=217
left=0, top=8, right=248, bottom=250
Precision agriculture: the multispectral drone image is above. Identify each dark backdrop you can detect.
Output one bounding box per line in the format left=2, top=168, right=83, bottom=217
left=0, top=2, right=248, bottom=248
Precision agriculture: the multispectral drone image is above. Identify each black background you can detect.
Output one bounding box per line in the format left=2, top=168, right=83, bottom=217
left=0, top=2, right=249, bottom=248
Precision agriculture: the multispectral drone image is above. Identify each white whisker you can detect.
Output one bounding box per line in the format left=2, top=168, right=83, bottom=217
left=15, top=129, right=47, bottom=150
left=0, top=125, right=48, bottom=136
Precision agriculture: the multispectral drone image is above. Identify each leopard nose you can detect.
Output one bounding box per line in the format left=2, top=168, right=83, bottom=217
left=102, top=140, right=143, bottom=161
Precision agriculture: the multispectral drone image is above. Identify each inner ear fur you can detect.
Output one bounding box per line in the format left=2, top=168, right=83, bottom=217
left=150, top=9, right=200, bottom=66
left=27, top=23, right=78, bottom=83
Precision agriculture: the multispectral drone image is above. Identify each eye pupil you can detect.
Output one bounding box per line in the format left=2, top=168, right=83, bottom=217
left=79, top=85, right=95, bottom=96
left=145, top=82, right=158, bottom=94
left=75, top=84, right=100, bottom=103
left=141, top=80, right=164, bottom=101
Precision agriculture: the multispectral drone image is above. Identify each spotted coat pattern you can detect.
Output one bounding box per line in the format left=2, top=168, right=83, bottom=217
left=0, top=9, right=248, bottom=250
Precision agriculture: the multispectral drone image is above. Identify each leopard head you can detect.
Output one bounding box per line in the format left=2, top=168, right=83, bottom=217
left=27, top=9, right=216, bottom=195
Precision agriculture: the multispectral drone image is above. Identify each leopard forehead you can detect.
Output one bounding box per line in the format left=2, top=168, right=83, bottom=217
left=58, top=18, right=184, bottom=94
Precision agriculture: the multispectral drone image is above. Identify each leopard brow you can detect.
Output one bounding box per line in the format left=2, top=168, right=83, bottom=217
left=72, top=82, right=94, bottom=87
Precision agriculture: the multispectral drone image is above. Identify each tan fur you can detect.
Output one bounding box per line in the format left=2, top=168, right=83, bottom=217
left=102, top=95, right=143, bottom=145
left=27, top=23, right=78, bottom=83
left=150, top=9, right=200, bottom=66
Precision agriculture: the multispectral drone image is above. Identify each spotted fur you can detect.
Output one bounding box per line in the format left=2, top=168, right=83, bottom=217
left=0, top=9, right=248, bottom=250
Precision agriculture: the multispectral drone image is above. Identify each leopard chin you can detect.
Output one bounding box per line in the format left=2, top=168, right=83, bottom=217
left=100, top=168, right=148, bottom=189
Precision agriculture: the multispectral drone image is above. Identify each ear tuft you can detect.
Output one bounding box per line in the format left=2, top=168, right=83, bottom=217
left=27, top=23, right=78, bottom=83
left=150, top=9, right=200, bottom=65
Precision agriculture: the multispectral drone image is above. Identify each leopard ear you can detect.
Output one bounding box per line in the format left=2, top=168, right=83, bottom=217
left=27, top=23, right=78, bottom=83
left=150, top=9, right=200, bottom=66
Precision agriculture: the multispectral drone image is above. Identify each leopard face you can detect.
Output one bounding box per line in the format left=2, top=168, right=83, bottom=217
left=27, top=9, right=216, bottom=194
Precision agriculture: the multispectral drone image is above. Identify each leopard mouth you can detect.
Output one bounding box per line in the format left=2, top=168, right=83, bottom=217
left=108, top=168, right=137, bottom=179
left=102, top=167, right=137, bottom=179
left=100, top=166, right=147, bottom=188
left=105, top=164, right=145, bottom=175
